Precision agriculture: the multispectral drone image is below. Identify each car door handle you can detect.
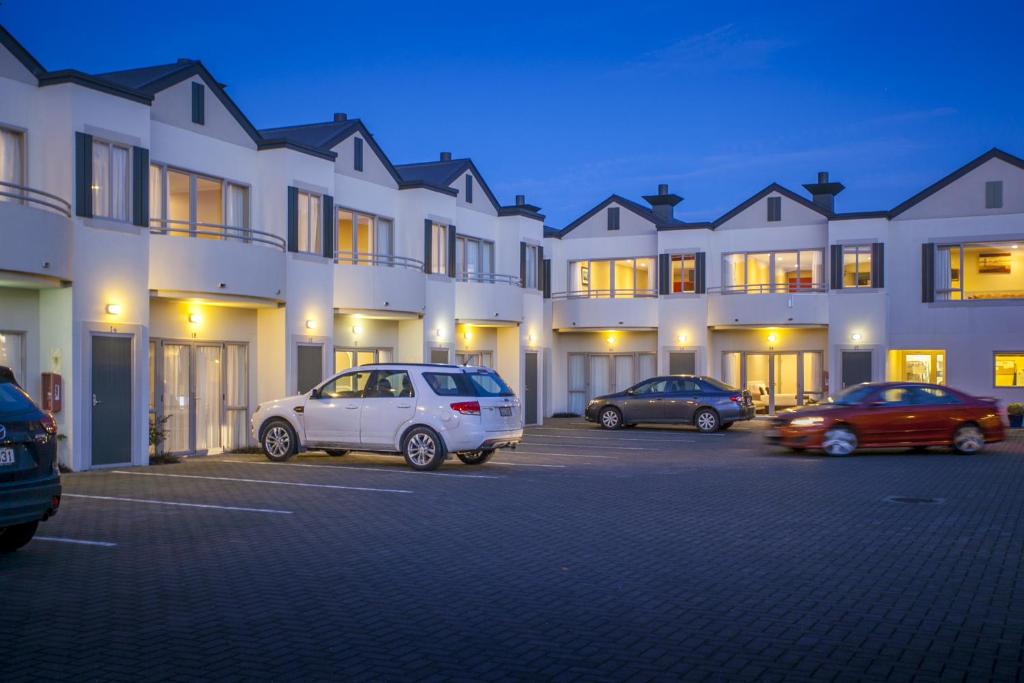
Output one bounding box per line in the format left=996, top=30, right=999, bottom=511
left=345, top=406, right=360, bottom=410
left=397, top=404, right=412, bottom=409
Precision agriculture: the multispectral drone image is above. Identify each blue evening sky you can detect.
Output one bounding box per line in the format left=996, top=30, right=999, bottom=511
left=4, top=1, right=1022, bottom=226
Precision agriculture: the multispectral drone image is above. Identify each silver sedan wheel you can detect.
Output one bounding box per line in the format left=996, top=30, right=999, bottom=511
left=953, top=425, right=984, bottom=454
left=406, top=432, right=437, bottom=466
left=822, top=427, right=857, bottom=456
left=600, top=408, right=620, bottom=429
left=696, top=411, right=718, bottom=433
left=265, top=425, right=291, bottom=458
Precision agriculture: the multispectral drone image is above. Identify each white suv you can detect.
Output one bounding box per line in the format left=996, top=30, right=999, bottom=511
left=252, top=364, right=523, bottom=471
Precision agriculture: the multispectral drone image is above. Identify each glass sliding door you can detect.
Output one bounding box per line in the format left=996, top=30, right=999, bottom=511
left=727, top=350, right=825, bottom=414
left=224, top=344, right=248, bottom=450
left=162, top=343, right=191, bottom=453
left=194, top=345, right=223, bottom=452
left=0, top=127, right=24, bottom=200
left=638, top=353, right=656, bottom=381
left=567, top=354, right=587, bottom=415
left=335, top=347, right=391, bottom=372
left=613, top=355, right=634, bottom=392
left=589, top=355, right=610, bottom=398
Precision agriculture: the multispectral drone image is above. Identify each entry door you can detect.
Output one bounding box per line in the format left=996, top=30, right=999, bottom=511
left=194, top=345, right=223, bottom=452
left=669, top=352, right=696, bottom=376
left=297, top=344, right=323, bottom=394
left=524, top=352, right=539, bottom=425
left=841, top=350, right=872, bottom=388
left=162, top=343, right=191, bottom=453
left=91, top=335, right=132, bottom=466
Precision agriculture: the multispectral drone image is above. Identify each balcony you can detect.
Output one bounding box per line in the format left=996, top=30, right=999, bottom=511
left=149, top=220, right=286, bottom=302
left=0, top=182, right=73, bottom=282
left=333, top=251, right=425, bottom=315
left=551, top=289, right=659, bottom=330
left=707, top=283, right=829, bottom=327
left=455, top=273, right=523, bottom=323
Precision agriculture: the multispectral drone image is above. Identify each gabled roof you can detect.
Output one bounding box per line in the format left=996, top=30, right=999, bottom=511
left=711, top=182, right=831, bottom=227
left=888, top=147, right=1024, bottom=218
left=0, top=23, right=45, bottom=79
left=259, top=118, right=409, bottom=182
left=556, top=193, right=696, bottom=238
left=394, top=158, right=502, bottom=210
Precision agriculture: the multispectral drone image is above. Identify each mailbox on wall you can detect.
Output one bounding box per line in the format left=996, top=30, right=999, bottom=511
left=41, top=372, right=62, bottom=413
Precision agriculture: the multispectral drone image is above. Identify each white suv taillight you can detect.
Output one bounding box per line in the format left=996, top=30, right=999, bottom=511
left=450, top=401, right=481, bottom=416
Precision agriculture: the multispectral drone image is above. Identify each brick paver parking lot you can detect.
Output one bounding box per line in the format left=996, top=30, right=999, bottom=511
left=2, top=420, right=1023, bottom=681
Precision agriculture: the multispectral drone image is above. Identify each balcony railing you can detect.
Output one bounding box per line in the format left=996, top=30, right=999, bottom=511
left=707, top=283, right=827, bottom=295
left=457, top=272, right=521, bottom=286
left=0, top=181, right=71, bottom=218
left=334, top=251, right=424, bottom=270
left=149, top=219, right=286, bottom=251
left=551, top=288, right=658, bottom=299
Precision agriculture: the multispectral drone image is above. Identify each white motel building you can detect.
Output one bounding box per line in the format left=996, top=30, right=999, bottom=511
left=1, top=25, right=1023, bottom=470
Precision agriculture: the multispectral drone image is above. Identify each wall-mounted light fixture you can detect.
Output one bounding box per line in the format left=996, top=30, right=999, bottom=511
left=850, top=332, right=863, bottom=343
left=767, top=333, right=778, bottom=345
left=606, top=335, right=615, bottom=346
left=188, top=312, right=202, bottom=324
left=351, top=324, right=363, bottom=336
left=435, top=328, right=443, bottom=339
left=305, top=319, right=317, bottom=330
left=677, top=334, right=687, bottom=345
left=105, top=303, right=121, bottom=316
left=463, top=329, right=472, bottom=341
left=527, top=333, right=536, bottom=344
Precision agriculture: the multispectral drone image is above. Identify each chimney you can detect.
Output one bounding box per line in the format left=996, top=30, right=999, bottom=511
left=642, top=183, right=683, bottom=224
left=333, top=112, right=347, bottom=122
left=515, top=194, right=526, bottom=206
left=802, top=171, right=845, bottom=213
left=440, top=151, right=452, bottom=161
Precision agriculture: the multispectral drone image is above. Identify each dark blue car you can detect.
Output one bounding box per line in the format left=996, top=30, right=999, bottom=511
left=0, top=367, right=61, bottom=553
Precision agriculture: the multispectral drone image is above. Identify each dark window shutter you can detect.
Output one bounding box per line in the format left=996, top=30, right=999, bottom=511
left=466, top=175, right=473, bottom=203
left=354, top=138, right=364, bottom=172
left=607, top=207, right=620, bottom=230
left=447, top=225, right=457, bottom=278
left=870, top=242, right=884, bottom=288
left=767, top=196, right=782, bottom=222
left=423, top=219, right=433, bottom=273
left=191, top=82, right=205, bottom=125
left=131, top=146, right=149, bottom=227
left=695, top=252, right=707, bottom=294
left=658, top=254, right=670, bottom=295
left=322, top=194, right=334, bottom=258
left=286, top=186, right=299, bottom=253
left=542, top=259, right=552, bottom=298
left=74, top=132, right=93, bottom=218
left=921, top=243, right=935, bottom=303
left=536, top=246, right=545, bottom=291
left=520, top=242, right=527, bottom=287
left=985, top=181, right=1003, bottom=209
left=830, top=245, right=844, bottom=290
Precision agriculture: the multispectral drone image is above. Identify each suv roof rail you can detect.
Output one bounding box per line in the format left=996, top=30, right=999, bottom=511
left=359, top=362, right=461, bottom=369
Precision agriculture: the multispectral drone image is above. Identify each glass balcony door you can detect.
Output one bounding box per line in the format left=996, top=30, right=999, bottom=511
left=567, top=258, right=656, bottom=298
left=335, top=347, right=392, bottom=372
left=724, top=350, right=824, bottom=414
left=722, top=251, right=824, bottom=293
left=156, top=167, right=246, bottom=239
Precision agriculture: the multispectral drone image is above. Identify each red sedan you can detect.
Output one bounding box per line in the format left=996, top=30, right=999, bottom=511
left=766, top=382, right=1005, bottom=456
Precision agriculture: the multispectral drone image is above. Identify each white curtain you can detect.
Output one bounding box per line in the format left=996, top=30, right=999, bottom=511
left=590, top=355, right=610, bottom=400
left=722, top=352, right=741, bottom=391
left=224, top=344, right=247, bottom=450
left=614, top=355, right=634, bottom=392
left=92, top=142, right=110, bottom=217
left=195, top=345, right=222, bottom=452
left=638, top=353, right=656, bottom=381
left=0, top=332, right=24, bottom=387
left=110, top=145, right=128, bottom=221
left=567, top=354, right=586, bottom=415
left=148, top=165, right=162, bottom=228
left=0, top=129, right=23, bottom=195
left=226, top=184, right=248, bottom=238
left=802, top=352, right=823, bottom=402
left=375, top=219, right=393, bottom=260
left=935, top=247, right=953, bottom=300
left=162, top=345, right=190, bottom=453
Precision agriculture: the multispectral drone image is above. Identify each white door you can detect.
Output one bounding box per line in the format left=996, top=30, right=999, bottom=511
left=359, top=370, right=416, bottom=448
left=302, top=370, right=372, bottom=445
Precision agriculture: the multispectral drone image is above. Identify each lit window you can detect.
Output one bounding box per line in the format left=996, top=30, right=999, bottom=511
left=994, top=353, right=1024, bottom=387
left=296, top=191, right=321, bottom=254
left=91, top=140, right=130, bottom=221
left=431, top=223, right=448, bottom=275
left=671, top=254, right=696, bottom=293
left=0, top=127, right=24, bottom=193
left=842, top=245, right=873, bottom=287
left=888, top=350, right=946, bottom=385
left=936, top=240, right=1024, bottom=301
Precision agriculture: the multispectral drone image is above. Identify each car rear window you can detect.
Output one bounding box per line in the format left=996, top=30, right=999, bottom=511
left=0, top=383, right=35, bottom=410
left=699, top=377, right=736, bottom=392
left=467, top=370, right=514, bottom=397
left=423, top=373, right=475, bottom=396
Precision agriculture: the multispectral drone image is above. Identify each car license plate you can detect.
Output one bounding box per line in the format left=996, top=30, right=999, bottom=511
left=499, top=407, right=512, bottom=417
left=0, top=447, right=15, bottom=467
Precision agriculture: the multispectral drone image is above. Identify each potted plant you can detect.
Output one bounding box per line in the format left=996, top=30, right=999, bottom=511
left=1008, top=403, right=1024, bottom=429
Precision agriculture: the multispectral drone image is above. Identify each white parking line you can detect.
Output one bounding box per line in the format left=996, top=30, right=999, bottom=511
left=63, top=493, right=293, bottom=515
left=512, top=450, right=615, bottom=459
left=35, top=536, right=117, bottom=547
left=491, top=461, right=567, bottom=469
left=113, top=470, right=412, bottom=494
left=519, top=441, right=654, bottom=451
left=214, top=459, right=502, bottom=480
left=524, top=432, right=697, bottom=444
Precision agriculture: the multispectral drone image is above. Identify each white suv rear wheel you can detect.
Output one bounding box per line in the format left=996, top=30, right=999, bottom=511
left=402, top=427, right=447, bottom=471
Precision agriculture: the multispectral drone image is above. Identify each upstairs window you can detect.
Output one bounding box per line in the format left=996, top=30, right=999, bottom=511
left=337, top=209, right=393, bottom=264
left=353, top=138, right=364, bottom=172
left=842, top=245, right=873, bottom=288
left=523, top=244, right=540, bottom=288
left=723, top=250, right=823, bottom=293
left=607, top=207, right=620, bottom=230
left=568, top=257, right=655, bottom=298
left=985, top=180, right=1003, bottom=209
left=91, top=140, right=130, bottom=221
left=767, top=196, right=782, bottom=222
left=151, top=166, right=249, bottom=238
left=456, top=234, right=494, bottom=280
left=670, top=254, right=696, bottom=293
left=431, top=223, right=448, bottom=275
left=296, top=190, right=322, bottom=254
left=0, top=127, right=24, bottom=193
left=465, top=174, right=474, bottom=203
left=936, top=240, right=1024, bottom=300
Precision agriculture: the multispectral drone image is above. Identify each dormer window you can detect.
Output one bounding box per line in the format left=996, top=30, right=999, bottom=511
left=607, top=207, right=620, bottom=230
left=767, top=196, right=782, bottom=222
left=465, top=174, right=473, bottom=203
left=191, top=82, right=205, bottom=125
left=985, top=181, right=1003, bottom=209
left=353, top=138, right=364, bottom=172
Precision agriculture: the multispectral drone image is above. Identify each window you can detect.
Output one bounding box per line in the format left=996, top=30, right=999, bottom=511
left=353, top=137, right=364, bottom=172
left=456, top=235, right=495, bottom=280
left=91, top=140, right=130, bottom=221
left=465, top=174, right=473, bottom=203
left=995, top=353, right=1024, bottom=387
left=319, top=371, right=373, bottom=399
left=985, top=181, right=1003, bottom=209
left=878, top=387, right=913, bottom=406
left=912, top=386, right=960, bottom=405
left=842, top=245, right=873, bottom=288
left=466, top=369, right=514, bottom=397
left=150, top=166, right=249, bottom=238
left=670, top=254, right=696, bottom=293
left=936, top=240, right=1024, bottom=300
left=424, top=373, right=472, bottom=396
left=335, top=347, right=391, bottom=372
left=0, top=331, right=25, bottom=388
left=337, top=209, right=393, bottom=264
left=722, top=250, right=823, bottom=293
left=567, top=257, right=655, bottom=297
left=887, top=350, right=946, bottom=385
left=365, top=370, right=413, bottom=398
left=767, top=196, right=782, bottom=222
left=457, top=351, right=493, bottom=368
left=296, top=191, right=322, bottom=254
left=431, top=223, right=448, bottom=275
left=524, top=244, right=540, bottom=288
left=607, top=207, right=620, bottom=230
left=0, top=127, right=24, bottom=198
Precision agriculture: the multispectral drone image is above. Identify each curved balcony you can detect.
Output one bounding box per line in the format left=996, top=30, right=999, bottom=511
left=707, top=283, right=829, bottom=327
left=0, top=182, right=73, bottom=281
left=455, top=272, right=523, bottom=323
left=149, top=220, right=286, bottom=303
left=333, top=251, right=426, bottom=316
left=551, top=289, right=659, bottom=330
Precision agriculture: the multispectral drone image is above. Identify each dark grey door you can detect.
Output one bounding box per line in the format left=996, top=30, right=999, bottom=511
left=429, top=347, right=449, bottom=364
left=669, top=352, right=696, bottom=375
left=91, top=335, right=132, bottom=466
left=841, top=351, right=872, bottom=388
left=297, top=344, right=323, bottom=394
left=524, top=352, right=538, bottom=425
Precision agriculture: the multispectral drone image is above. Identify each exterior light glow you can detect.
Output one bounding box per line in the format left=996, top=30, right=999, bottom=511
left=606, top=335, right=615, bottom=346
left=105, top=303, right=121, bottom=315
left=527, top=333, right=536, bottom=344
left=767, top=333, right=778, bottom=345
left=305, top=319, right=317, bottom=330
left=851, top=332, right=863, bottom=342
left=435, top=328, right=443, bottom=338
left=351, top=324, right=363, bottom=336
left=463, top=329, right=472, bottom=341
left=677, top=334, right=687, bottom=345
left=188, top=313, right=202, bottom=324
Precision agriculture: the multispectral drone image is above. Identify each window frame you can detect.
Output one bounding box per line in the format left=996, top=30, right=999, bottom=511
left=336, top=206, right=395, bottom=264
left=566, top=256, right=656, bottom=298
left=720, top=249, right=825, bottom=294
left=523, top=243, right=540, bottom=288
left=669, top=252, right=698, bottom=294
left=455, top=234, right=495, bottom=281
left=465, top=174, right=473, bottom=203
left=295, top=189, right=322, bottom=254
left=91, top=138, right=132, bottom=222
left=936, top=240, right=1024, bottom=301
left=353, top=137, right=364, bottom=172
left=0, top=124, right=26, bottom=189
left=841, top=244, right=874, bottom=289
left=993, top=351, right=1024, bottom=388
left=430, top=223, right=448, bottom=275
left=149, top=163, right=252, bottom=238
